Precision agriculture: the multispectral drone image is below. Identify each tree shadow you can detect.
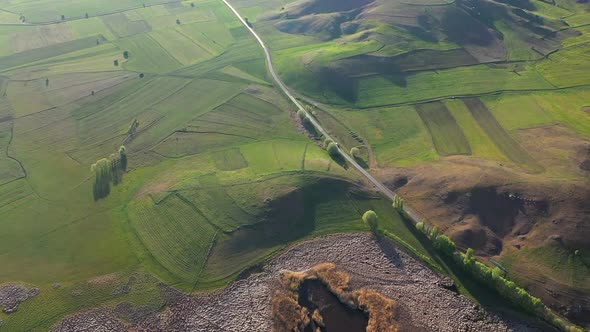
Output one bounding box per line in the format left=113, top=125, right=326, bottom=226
left=353, top=156, right=369, bottom=169
left=330, top=153, right=348, bottom=169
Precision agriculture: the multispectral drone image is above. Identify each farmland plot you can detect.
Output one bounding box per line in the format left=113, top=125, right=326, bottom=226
left=128, top=194, right=217, bottom=283
left=415, top=102, right=471, bottom=156
left=463, top=98, right=542, bottom=172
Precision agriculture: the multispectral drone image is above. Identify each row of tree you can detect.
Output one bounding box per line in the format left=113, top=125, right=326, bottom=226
left=412, top=218, right=581, bottom=331
left=365, top=197, right=580, bottom=331
left=91, top=146, right=127, bottom=200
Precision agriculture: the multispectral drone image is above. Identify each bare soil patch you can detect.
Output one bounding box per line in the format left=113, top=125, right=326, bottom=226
left=376, top=125, right=590, bottom=325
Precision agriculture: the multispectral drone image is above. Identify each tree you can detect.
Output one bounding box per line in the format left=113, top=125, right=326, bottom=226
left=114, top=59, right=119, bottom=66
left=61, top=14, right=65, bottom=20
left=463, top=248, right=475, bottom=268
left=324, top=138, right=333, bottom=147
left=45, top=78, right=49, bottom=87
left=429, top=226, right=439, bottom=240
left=127, top=119, right=139, bottom=136
left=176, top=18, right=181, bottom=25
left=415, top=221, right=425, bottom=232
left=434, top=235, right=456, bottom=256
left=350, top=147, right=360, bottom=158
left=92, top=158, right=112, bottom=200
left=297, top=109, right=306, bottom=120
left=123, top=51, right=129, bottom=59
left=139, top=73, right=144, bottom=78
left=191, top=2, right=195, bottom=6
left=326, top=142, right=339, bottom=157
left=109, top=153, right=121, bottom=184
left=85, top=13, right=89, bottom=18
left=119, top=145, right=127, bottom=171
left=96, top=39, right=100, bottom=45
left=392, top=195, right=404, bottom=211
left=362, top=210, right=378, bottom=232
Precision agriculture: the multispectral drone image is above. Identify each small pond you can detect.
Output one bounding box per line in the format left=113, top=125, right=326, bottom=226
left=298, top=279, right=368, bottom=332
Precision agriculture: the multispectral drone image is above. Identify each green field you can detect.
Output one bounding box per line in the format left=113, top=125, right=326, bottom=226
left=1, top=0, right=590, bottom=329
left=463, top=98, right=543, bottom=172
left=0, top=1, right=443, bottom=328
left=415, top=102, right=472, bottom=156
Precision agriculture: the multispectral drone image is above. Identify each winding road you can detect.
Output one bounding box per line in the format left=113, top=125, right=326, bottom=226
left=221, top=0, right=425, bottom=222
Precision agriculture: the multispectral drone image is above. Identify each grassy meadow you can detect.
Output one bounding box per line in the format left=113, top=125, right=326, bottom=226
left=0, top=0, right=589, bottom=329
left=236, top=0, right=590, bottom=171
left=0, top=0, right=442, bottom=330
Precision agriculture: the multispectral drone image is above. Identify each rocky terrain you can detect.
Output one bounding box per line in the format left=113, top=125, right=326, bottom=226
left=51, top=233, right=546, bottom=331
left=0, top=283, right=39, bottom=314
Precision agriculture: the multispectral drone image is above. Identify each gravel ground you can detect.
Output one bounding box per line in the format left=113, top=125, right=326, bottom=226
left=52, top=233, right=545, bottom=331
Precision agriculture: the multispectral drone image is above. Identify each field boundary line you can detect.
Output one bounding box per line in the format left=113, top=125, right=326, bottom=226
left=335, top=82, right=590, bottom=111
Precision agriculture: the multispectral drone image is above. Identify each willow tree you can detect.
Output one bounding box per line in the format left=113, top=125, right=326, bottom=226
left=92, top=158, right=111, bottom=200
left=119, top=146, right=127, bottom=171
left=110, top=153, right=122, bottom=184
left=392, top=195, right=404, bottom=211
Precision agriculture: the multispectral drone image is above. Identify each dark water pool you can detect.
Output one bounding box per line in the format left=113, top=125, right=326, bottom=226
left=298, top=279, right=368, bottom=332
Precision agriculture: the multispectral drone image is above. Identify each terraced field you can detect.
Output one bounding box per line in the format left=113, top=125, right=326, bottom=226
left=128, top=194, right=218, bottom=283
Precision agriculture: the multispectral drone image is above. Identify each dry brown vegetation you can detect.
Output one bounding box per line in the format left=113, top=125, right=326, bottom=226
left=272, top=263, right=399, bottom=332
left=271, top=295, right=309, bottom=332
left=353, top=289, right=399, bottom=332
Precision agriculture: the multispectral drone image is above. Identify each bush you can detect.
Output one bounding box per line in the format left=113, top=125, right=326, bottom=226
left=326, top=142, right=339, bottom=157
left=324, top=138, right=333, bottom=147
left=350, top=147, right=360, bottom=158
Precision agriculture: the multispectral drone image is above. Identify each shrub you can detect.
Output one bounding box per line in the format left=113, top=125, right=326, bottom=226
left=350, top=147, right=360, bottom=158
